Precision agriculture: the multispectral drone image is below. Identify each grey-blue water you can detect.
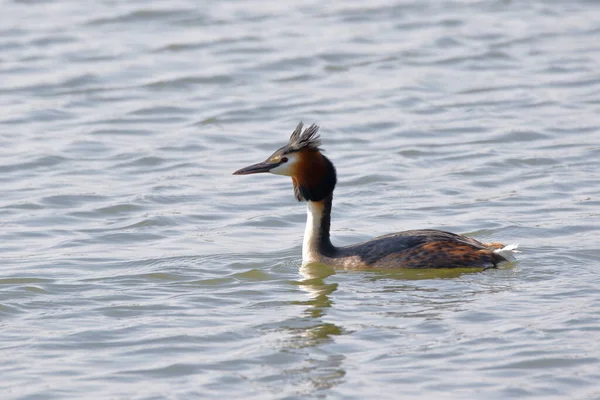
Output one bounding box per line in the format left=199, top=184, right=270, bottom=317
left=1, top=1, right=600, bottom=399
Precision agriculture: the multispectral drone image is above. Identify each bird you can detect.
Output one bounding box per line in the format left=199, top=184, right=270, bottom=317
left=233, top=122, right=519, bottom=269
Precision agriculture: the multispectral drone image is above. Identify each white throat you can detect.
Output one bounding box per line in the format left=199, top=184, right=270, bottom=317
left=302, top=201, right=323, bottom=264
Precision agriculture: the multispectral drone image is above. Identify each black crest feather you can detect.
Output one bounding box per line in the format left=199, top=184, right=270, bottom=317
left=287, top=122, right=322, bottom=152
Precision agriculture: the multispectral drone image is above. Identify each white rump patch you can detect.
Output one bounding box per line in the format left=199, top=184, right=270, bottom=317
left=493, top=243, right=520, bottom=262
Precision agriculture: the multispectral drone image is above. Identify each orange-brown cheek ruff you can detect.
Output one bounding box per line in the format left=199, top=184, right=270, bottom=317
left=290, top=150, right=337, bottom=202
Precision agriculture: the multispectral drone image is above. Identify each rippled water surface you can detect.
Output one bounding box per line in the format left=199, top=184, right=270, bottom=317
left=2, top=1, right=600, bottom=399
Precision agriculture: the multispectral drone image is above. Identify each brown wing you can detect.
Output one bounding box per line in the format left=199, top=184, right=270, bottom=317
left=335, top=229, right=507, bottom=268
left=374, top=240, right=503, bottom=268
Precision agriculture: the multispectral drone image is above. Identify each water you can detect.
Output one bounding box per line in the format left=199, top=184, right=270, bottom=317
left=1, top=0, right=600, bottom=398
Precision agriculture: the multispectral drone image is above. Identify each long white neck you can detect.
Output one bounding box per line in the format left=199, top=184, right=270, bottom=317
left=302, top=195, right=334, bottom=264
left=302, top=201, right=322, bottom=264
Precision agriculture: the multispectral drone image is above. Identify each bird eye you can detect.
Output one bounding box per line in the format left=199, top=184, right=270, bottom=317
left=281, top=157, right=288, bottom=163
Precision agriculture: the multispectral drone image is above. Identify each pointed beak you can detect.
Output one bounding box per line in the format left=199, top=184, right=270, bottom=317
left=232, top=161, right=278, bottom=175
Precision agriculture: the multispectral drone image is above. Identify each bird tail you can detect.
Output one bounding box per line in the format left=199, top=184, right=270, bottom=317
left=493, top=243, right=520, bottom=262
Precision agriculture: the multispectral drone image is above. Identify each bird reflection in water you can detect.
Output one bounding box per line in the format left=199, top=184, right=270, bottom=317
left=285, top=263, right=505, bottom=393
left=282, top=261, right=346, bottom=391
left=292, top=261, right=342, bottom=339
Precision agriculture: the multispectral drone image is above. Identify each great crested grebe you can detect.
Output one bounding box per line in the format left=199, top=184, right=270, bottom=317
left=233, top=122, right=519, bottom=268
